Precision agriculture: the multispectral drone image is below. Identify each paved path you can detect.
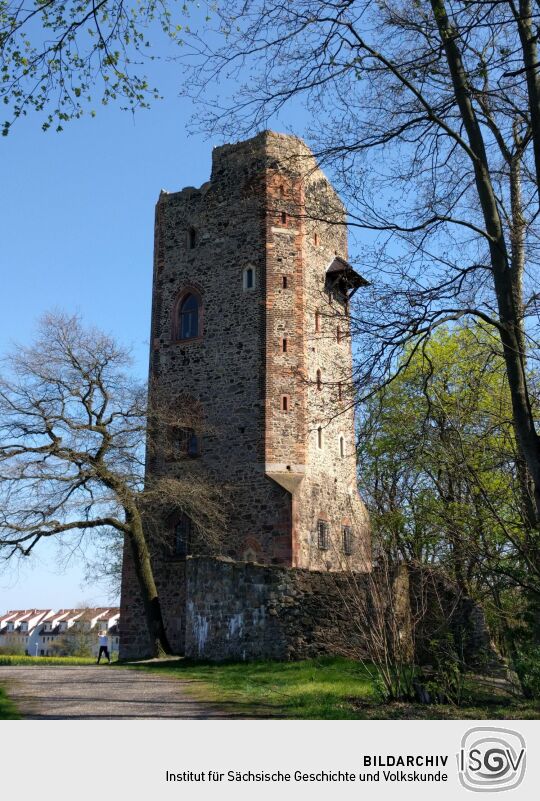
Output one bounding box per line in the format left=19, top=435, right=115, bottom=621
left=0, top=665, right=248, bottom=719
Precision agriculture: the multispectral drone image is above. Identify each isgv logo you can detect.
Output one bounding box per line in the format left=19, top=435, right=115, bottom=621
left=457, top=727, right=526, bottom=792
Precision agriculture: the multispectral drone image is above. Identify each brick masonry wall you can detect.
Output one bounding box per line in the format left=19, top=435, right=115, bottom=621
left=262, top=134, right=370, bottom=571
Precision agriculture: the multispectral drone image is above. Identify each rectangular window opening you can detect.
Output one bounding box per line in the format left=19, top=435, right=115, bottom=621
left=282, top=275, right=288, bottom=289
left=174, top=516, right=192, bottom=558
left=281, top=395, right=289, bottom=412
left=282, top=338, right=288, bottom=353
left=343, top=526, right=353, bottom=555
left=317, top=520, right=329, bottom=551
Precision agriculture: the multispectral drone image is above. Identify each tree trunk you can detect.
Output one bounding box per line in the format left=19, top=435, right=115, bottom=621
left=126, top=509, right=172, bottom=657
left=431, top=0, right=540, bottom=524
left=514, top=0, right=540, bottom=197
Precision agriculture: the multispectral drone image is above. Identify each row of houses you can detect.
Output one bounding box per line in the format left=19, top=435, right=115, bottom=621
left=0, top=608, right=120, bottom=657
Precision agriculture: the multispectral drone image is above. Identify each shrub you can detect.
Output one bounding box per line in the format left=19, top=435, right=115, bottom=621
left=514, top=646, right=540, bottom=700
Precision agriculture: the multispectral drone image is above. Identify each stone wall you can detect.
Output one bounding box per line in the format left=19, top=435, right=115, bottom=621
left=185, top=556, right=383, bottom=661
left=408, top=565, right=499, bottom=670
left=183, top=556, right=498, bottom=668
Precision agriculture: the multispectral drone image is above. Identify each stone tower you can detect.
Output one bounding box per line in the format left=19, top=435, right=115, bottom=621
left=120, top=131, right=371, bottom=657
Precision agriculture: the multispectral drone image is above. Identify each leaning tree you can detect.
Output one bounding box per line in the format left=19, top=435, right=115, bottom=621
left=0, top=311, right=225, bottom=656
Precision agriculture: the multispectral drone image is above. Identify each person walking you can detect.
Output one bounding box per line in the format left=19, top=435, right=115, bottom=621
left=96, top=630, right=111, bottom=664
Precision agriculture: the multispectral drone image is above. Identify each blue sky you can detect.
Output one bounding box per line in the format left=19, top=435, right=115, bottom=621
left=0, top=56, right=220, bottom=610
left=0, top=32, right=314, bottom=611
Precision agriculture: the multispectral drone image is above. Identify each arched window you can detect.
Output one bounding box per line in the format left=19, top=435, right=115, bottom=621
left=174, top=514, right=192, bottom=558
left=187, top=227, right=197, bottom=249
left=176, top=292, right=200, bottom=340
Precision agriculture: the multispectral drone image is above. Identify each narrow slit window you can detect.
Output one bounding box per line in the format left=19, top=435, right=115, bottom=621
left=317, top=427, right=323, bottom=449
left=282, top=275, right=288, bottom=289
left=317, top=520, right=329, bottom=551
left=337, top=326, right=342, bottom=343
left=279, top=185, right=285, bottom=197
left=174, top=514, right=192, bottom=558
left=339, top=436, right=345, bottom=458
left=243, top=266, right=255, bottom=291
left=281, top=211, right=287, bottom=225
left=316, top=369, right=322, bottom=391
left=282, top=338, right=288, bottom=353
left=187, top=227, right=197, bottom=250
left=282, top=395, right=289, bottom=412
left=343, top=526, right=353, bottom=555
left=315, top=310, right=321, bottom=333
left=314, top=232, right=319, bottom=246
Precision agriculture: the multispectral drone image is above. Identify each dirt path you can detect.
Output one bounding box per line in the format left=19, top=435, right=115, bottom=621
left=0, top=665, right=246, bottom=719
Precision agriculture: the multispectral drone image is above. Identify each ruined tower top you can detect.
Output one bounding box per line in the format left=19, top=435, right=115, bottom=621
left=150, top=129, right=369, bottom=567
left=120, top=131, right=371, bottom=655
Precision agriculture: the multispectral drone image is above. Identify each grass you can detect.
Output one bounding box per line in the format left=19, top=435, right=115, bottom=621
left=125, top=656, right=540, bottom=720
left=0, top=655, right=110, bottom=666
left=0, top=652, right=537, bottom=720
left=0, top=684, right=20, bottom=719
left=125, top=656, right=374, bottom=719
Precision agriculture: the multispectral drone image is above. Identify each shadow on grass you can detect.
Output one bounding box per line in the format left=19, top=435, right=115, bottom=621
left=118, top=655, right=540, bottom=720
left=120, top=656, right=377, bottom=720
